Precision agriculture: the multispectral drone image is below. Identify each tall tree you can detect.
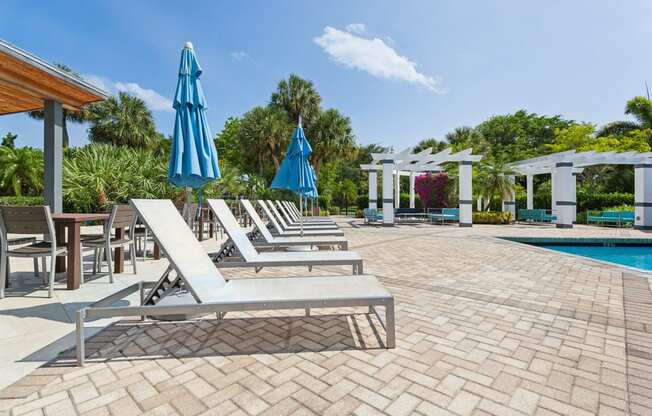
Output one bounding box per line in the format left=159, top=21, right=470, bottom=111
left=413, top=138, right=447, bottom=153
left=271, top=74, right=321, bottom=125
left=0, top=146, right=43, bottom=196
left=27, top=64, right=91, bottom=147
left=625, top=96, right=652, bottom=128
left=476, top=155, right=516, bottom=211
left=87, top=92, right=159, bottom=148
left=1, top=132, right=17, bottom=148
left=306, top=108, right=356, bottom=176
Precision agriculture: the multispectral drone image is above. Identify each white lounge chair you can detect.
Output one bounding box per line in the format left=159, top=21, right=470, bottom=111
left=241, top=200, right=348, bottom=250
left=259, top=200, right=345, bottom=237
left=209, top=199, right=362, bottom=274
left=273, top=201, right=339, bottom=229
left=282, top=201, right=334, bottom=224
left=75, top=199, right=394, bottom=366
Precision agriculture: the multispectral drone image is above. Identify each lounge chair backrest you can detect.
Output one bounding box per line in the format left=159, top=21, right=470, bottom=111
left=241, top=200, right=274, bottom=241
left=275, top=201, right=294, bottom=223
left=283, top=201, right=299, bottom=221
left=266, top=200, right=291, bottom=229
left=285, top=201, right=300, bottom=218
left=0, top=206, right=54, bottom=237
left=206, top=199, right=259, bottom=261
left=130, top=200, right=227, bottom=300
left=257, top=200, right=284, bottom=234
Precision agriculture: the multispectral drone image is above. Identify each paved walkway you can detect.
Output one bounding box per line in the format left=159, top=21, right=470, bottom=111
left=1, top=221, right=652, bottom=415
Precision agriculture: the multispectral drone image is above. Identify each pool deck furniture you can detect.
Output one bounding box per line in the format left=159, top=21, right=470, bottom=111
left=428, top=208, right=460, bottom=224
left=587, top=211, right=635, bottom=227
left=261, top=200, right=344, bottom=236
left=52, top=213, right=110, bottom=290
left=517, top=209, right=557, bottom=223
left=284, top=201, right=333, bottom=223
left=75, top=199, right=394, bottom=366
left=395, top=212, right=429, bottom=223
left=0, top=206, right=67, bottom=298
left=241, top=200, right=348, bottom=250
left=209, top=199, right=363, bottom=274
left=363, top=208, right=383, bottom=224
left=273, top=201, right=339, bottom=229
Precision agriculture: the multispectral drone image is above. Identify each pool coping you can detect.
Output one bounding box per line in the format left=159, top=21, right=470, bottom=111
left=497, top=236, right=652, bottom=276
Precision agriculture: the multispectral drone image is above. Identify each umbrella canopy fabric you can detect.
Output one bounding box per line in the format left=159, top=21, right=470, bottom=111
left=168, top=42, right=220, bottom=189
left=270, top=119, right=317, bottom=197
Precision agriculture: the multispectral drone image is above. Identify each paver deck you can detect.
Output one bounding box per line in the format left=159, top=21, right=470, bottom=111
left=1, top=220, right=652, bottom=415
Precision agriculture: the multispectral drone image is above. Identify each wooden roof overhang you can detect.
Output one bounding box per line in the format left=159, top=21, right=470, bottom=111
left=0, top=39, right=107, bottom=115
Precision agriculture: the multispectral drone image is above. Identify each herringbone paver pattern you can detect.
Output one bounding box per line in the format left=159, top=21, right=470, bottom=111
left=1, top=221, right=651, bottom=415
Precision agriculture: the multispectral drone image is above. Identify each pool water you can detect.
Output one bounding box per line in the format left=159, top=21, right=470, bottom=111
left=538, top=244, right=652, bottom=271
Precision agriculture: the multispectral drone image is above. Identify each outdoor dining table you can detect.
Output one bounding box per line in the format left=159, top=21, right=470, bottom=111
left=52, top=213, right=110, bottom=290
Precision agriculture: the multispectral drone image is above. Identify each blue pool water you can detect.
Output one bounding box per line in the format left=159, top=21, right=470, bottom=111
left=538, top=245, right=652, bottom=271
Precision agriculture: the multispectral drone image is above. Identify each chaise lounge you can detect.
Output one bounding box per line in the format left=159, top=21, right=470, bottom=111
left=260, top=200, right=344, bottom=236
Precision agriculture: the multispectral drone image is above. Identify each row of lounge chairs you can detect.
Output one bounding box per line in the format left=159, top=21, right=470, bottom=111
left=75, top=198, right=395, bottom=365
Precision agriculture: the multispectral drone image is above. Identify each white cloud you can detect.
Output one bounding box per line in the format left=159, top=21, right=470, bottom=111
left=314, top=26, right=446, bottom=94
left=83, top=74, right=173, bottom=112
left=230, top=51, right=247, bottom=61
left=345, top=23, right=366, bottom=34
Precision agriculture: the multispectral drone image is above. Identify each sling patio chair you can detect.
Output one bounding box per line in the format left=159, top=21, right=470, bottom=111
left=0, top=206, right=67, bottom=298
left=75, top=199, right=394, bottom=365
left=241, top=200, right=348, bottom=250
left=283, top=201, right=334, bottom=223
left=264, top=200, right=342, bottom=234
left=259, top=200, right=344, bottom=237
left=274, top=201, right=339, bottom=229
left=208, top=199, right=363, bottom=274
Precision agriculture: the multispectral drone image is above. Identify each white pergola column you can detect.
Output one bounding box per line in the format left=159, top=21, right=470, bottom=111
left=382, top=160, right=394, bottom=226
left=635, top=164, right=652, bottom=230
left=458, top=161, right=473, bottom=227
left=409, top=172, right=416, bottom=208
left=502, top=175, right=516, bottom=221
left=553, top=162, right=574, bottom=228
left=551, top=170, right=557, bottom=215
left=43, top=100, right=63, bottom=213
left=368, top=170, right=378, bottom=209
left=571, top=172, right=577, bottom=223
left=394, top=170, right=401, bottom=208
left=526, top=174, right=534, bottom=209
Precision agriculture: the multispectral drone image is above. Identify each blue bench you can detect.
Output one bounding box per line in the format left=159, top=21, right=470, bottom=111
left=587, top=211, right=634, bottom=227
left=518, top=209, right=556, bottom=223
left=428, top=208, right=459, bottom=223
left=363, top=208, right=383, bottom=223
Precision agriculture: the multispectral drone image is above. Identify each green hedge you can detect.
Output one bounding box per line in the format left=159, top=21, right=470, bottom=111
left=472, top=211, right=513, bottom=224
left=515, top=191, right=634, bottom=212
left=0, top=196, right=44, bottom=206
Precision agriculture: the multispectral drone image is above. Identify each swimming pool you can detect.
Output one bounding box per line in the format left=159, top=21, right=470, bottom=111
left=503, top=237, right=652, bottom=272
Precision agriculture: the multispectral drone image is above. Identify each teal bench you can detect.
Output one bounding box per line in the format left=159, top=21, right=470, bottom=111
left=518, top=209, right=556, bottom=223
left=363, top=208, right=383, bottom=223
left=428, top=208, right=459, bottom=224
left=587, top=211, right=634, bottom=227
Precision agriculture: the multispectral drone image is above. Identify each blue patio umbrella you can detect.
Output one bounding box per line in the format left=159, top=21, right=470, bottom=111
left=271, top=117, right=317, bottom=234
left=168, top=42, right=220, bottom=220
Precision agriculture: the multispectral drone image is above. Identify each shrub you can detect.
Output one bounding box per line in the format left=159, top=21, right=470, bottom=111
left=515, top=191, right=634, bottom=213
left=415, top=172, right=450, bottom=208
left=331, top=206, right=341, bottom=215
left=0, top=196, right=43, bottom=206
left=472, top=211, right=513, bottom=224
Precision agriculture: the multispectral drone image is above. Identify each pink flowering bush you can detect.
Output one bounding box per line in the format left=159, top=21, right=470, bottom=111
left=415, top=172, right=449, bottom=208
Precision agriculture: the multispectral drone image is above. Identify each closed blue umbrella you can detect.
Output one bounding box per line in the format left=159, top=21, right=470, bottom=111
left=271, top=117, right=317, bottom=234
left=168, top=42, right=220, bottom=220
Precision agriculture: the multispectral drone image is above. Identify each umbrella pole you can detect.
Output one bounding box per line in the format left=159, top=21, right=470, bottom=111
left=185, top=187, right=192, bottom=225
left=299, top=194, right=303, bottom=236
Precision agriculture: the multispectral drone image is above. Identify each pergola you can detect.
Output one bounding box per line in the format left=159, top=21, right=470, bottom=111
left=0, top=39, right=107, bottom=212
left=361, top=147, right=482, bottom=226
left=509, top=150, right=652, bottom=229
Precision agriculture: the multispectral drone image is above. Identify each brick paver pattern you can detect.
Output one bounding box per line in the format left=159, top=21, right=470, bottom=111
left=1, top=221, right=651, bottom=415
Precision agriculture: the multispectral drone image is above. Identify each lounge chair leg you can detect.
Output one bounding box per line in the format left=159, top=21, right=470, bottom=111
left=385, top=300, right=395, bottom=349
left=33, top=258, right=39, bottom=277
left=76, top=309, right=86, bottom=366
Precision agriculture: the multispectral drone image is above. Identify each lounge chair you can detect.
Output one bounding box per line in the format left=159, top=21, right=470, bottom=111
left=273, top=201, right=339, bottom=229
left=241, top=200, right=348, bottom=250
left=208, top=199, right=363, bottom=274
left=283, top=201, right=334, bottom=223
left=261, top=200, right=344, bottom=236
left=75, top=199, right=395, bottom=365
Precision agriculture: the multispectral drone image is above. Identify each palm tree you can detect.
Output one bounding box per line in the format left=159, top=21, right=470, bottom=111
left=597, top=96, right=652, bottom=137
left=237, top=105, right=292, bottom=180
left=413, top=138, right=447, bottom=153
left=1, top=132, right=17, bottom=148
left=87, top=92, right=158, bottom=148
left=476, top=155, right=515, bottom=211
left=0, top=146, right=43, bottom=196
left=271, top=74, right=321, bottom=125
left=306, top=108, right=356, bottom=176
left=27, top=64, right=91, bottom=147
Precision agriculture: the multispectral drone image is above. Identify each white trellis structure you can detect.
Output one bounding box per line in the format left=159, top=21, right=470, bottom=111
left=509, top=150, right=652, bottom=229
left=360, top=147, right=482, bottom=226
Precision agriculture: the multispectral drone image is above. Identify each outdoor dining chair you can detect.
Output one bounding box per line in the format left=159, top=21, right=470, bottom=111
left=82, top=204, right=137, bottom=282
left=0, top=206, right=66, bottom=298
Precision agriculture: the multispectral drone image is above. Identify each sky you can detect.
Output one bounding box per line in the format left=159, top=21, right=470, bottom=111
left=1, top=0, right=651, bottom=150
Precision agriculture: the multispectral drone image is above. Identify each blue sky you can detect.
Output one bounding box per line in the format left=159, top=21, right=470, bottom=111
left=1, top=1, right=651, bottom=150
